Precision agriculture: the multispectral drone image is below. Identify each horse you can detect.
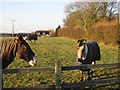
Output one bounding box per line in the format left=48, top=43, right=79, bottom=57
left=1, top=35, right=37, bottom=69
left=24, top=33, right=37, bottom=43
left=77, top=39, right=100, bottom=81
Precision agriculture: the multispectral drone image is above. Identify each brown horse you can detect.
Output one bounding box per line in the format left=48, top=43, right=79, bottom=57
left=77, top=39, right=100, bottom=81
left=1, top=35, right=37, bottom=69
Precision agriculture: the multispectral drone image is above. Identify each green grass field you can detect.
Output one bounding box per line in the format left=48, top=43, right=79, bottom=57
left=3, top=37, right=119, bottom=89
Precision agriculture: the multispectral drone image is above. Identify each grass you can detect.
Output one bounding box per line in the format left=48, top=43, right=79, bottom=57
left=2, top=37, right=119, bottom=89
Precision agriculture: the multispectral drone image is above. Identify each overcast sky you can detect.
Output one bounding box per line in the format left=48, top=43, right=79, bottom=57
left=0, top=0, right=119, bottom=33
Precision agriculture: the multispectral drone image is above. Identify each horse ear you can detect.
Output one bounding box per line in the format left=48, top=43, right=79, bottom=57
left=17, top=35, right=24, bottom=44
left=84, top=39, right=87, bottom=42
left=18, top=35, right=23, bottom=41
left=77, top=40, right=80, bottom=43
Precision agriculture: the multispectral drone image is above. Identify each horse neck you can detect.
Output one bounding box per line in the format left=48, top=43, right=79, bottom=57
left=2, top=39, right=18, bottom=69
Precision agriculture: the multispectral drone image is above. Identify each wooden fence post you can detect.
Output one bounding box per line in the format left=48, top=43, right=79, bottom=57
left=55, top=61, right=61, bottom=90
left=0, top=69, right=2, bottom=90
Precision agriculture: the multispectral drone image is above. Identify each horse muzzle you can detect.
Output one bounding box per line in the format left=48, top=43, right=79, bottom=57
left=29, top=56, right=37, bottom=66
left=78, top=58, right=83, bottom=62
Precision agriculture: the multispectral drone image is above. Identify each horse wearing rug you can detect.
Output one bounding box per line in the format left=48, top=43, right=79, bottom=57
left=77, top=39, right=100, bottom=81
left=1, top=35, right=37, bottom=69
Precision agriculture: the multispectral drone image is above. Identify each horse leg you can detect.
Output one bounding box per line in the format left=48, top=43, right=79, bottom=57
left=87, top=69, right=92, bottom=80
left=79, top=70, right=84, bottom=81
left=92, top=61, right=96, bottom=65
left=92, top=61, right=96, bottom=74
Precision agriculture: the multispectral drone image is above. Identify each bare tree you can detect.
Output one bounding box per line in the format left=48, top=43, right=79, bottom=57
left=64, top=2, right=118, bottom=37
left=98, top=2, right=118, bottom=20
left=64, top=2, right=100, bottom=37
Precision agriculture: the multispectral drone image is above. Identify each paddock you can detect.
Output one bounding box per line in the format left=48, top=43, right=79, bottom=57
left=1, top=37, right=119, bottom=89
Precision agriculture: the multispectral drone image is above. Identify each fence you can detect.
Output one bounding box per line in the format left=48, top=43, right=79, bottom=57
left=2, top=61, right=120, bottom=90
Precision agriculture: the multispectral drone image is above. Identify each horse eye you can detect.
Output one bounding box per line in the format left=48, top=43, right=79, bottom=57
left=23, top=46, right=27, bottom=50
left=25, top=46, right=28, bottom=50
left=82, top=48, right=85, bottom=51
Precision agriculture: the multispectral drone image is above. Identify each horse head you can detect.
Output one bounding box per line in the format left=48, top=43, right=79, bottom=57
left=77, top=39, right=87, bottom=63
left=16, top=35, right=37, bottom=66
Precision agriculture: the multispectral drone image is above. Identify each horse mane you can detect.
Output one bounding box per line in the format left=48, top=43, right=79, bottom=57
left=1, top=38, right=18, bottom=69
left=1, top=39, right=17, bottom=54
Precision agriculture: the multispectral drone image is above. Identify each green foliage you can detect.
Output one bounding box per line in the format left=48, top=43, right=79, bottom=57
left=3, top=37, right=119, bottom=88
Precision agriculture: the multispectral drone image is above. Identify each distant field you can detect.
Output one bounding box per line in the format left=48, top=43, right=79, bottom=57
left=3, top=37, right=119, bottom=88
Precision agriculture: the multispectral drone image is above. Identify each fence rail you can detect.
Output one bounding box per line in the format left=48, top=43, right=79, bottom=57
left=3, top=67, right=54, bottom=74
left=62, top=77, right=120, bottom=89
left=62, top=62, right=120, bottom=71
left=2, top=62, right=120, bottom=90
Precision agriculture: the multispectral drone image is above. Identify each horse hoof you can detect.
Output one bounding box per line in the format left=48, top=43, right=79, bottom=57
left=88, top=77, right=92, bottom=81
left=80, top=78, right=83, bottom=81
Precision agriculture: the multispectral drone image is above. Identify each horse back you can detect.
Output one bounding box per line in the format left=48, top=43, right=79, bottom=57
left=87, top=42, right=101, bottom=61
left=83, top=42, right=100, bottom=64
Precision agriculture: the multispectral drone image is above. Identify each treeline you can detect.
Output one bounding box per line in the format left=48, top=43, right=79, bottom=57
left=0, top=33, right=29, bottom=37
left=56, top=2, right=119, bottom=45
left=58, top=19, right=118, bottom=45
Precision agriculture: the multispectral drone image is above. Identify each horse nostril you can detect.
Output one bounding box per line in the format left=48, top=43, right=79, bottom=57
left=78, top=58, right=82, bottom=62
